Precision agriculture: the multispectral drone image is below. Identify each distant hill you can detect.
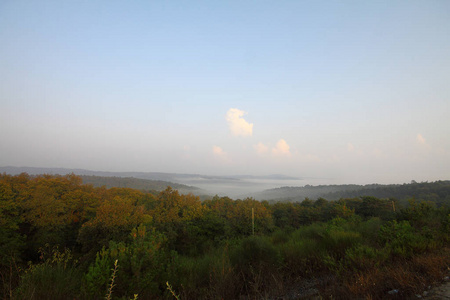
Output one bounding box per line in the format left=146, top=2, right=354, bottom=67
left=0, top=166, right=202, bottom=194
left=0, top=166, right=298, bottom=182
left=253, top=184, right=365, bottom=201
left=233, top=174, right=300, bottom=180
left=321, top=181, right=450, bottom=206
left=80, top=175, right=201, bottom=194
left=255, top=181, right=450, bottom=206
left=0, top=166, right=192, bottom=182
left=4, top=167, right=448, bottom=204
left=0, top=166, right=302, bottom=197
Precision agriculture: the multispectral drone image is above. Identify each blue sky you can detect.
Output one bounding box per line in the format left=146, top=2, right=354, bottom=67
left=1, top=1, right=449, bottom=184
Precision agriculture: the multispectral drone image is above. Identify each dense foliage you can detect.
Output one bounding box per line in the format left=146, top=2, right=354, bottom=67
left=259, top=181, right=450, bottom=204
left=79, top=175, right=200, bottom=195
left=0, top=173, right=449, bottom=299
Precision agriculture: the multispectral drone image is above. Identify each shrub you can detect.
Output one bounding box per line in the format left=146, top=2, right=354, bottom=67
left=83, top=224, right=167, bottom=299
left=229, top=236, right=281, bottom=297
left=230, top=236, right=279, bottom=269
left=344, top=244, right=389, bottom=270
left=278, top=237, right=321, bottom=275
left=379, top=220, right=433, bottom=258
left=83, top=247, right=112, bottom=298
left=290, top=222, right=327, bottom=242
left=319, top=229, right=361, bottom=258
left=354, top=217, right=383, bottom=246
left=14, top=247, right=81, bottom=300
left=168, top=253, right=214, bottom=295
left=271, top=229, right=290, bottom=245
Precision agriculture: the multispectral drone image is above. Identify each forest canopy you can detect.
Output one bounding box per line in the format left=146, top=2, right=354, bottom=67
left=0, top=173, right=449, bottom=299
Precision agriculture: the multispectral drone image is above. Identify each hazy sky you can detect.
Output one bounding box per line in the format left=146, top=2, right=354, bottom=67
left=1, top=1, right=449, bottom=184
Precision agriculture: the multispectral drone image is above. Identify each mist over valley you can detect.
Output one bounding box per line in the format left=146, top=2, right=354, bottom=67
left=2, top=166, right=448, bottom=204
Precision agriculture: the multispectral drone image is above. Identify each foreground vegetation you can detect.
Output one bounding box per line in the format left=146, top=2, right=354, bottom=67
left=0, top=173, right=449, bottom=299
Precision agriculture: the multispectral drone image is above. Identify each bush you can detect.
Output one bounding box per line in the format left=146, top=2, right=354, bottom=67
left=15, top=263, right=82, bottom=300
left=168, top=253, right=215, bottom=295
left=354, top=217, right=383, bottom=246
left=229, top=236, right=281, bottom=297
left=379, top=220, right=435, bottom=258
left=14, top=247, right=81, bottom=300
left=290, top=222, right=326, bottom=242
left=230, top=236, right=279, bottom=269
left=319, top=222, right=362, bottom=258
left=344, top=244, right=389, bottom=270
left=167, top=246, right=238, bottom=299
left=83, top=225, right=168, bottom=299
left=278, top=237, right=320, bottom=275
left=83, top=247, right=112, bottom=298
left=271, top=229, right=290, bottom=245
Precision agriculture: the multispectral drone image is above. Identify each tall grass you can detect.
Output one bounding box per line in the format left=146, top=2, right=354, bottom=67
left=13, top=247, right=82, bottom=300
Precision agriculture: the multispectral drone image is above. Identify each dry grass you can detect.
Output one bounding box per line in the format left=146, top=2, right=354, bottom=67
left=320, top=248, right=450, bottom=299
left=105, top=260, right=119, bottom=300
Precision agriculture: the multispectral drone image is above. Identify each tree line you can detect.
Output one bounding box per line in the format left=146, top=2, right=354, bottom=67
left=0, top=173, right=449, bottom=299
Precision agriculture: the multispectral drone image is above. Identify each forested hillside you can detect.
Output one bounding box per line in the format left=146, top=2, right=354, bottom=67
left=80, top=175, right=201, bottom=195
left=0, top=166, right=202, bottom=184
left=1, top=173, right=449, bottom=299
left=258, top=181, right=450, bottom=205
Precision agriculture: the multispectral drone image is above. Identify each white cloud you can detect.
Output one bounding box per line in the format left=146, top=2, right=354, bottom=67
left=372, top=148, right=383, bottom=158
left=213, top=145, right=226, bottom=156
left=226, top=108, right=253, bottom=137
left=254, top=142, right=268, bottom=155
left=347, top=143, right=355, bottom=152
left=272, top=139, right=291, bottom=156
left=212, top=145, right=231, bottom=163
left=417, top=133, right=426, bottom=145
left=346, top=142, right=364, bottom=156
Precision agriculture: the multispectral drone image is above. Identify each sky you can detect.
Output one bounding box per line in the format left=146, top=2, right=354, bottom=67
left=1, top=1, right=449, bottom=184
